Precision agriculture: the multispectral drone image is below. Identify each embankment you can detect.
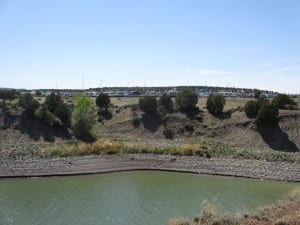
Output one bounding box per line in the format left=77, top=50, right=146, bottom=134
left=1, top=154, right=299, bottom=181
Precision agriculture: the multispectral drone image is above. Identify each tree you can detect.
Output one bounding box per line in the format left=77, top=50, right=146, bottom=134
left=255, top=102, right=279, bottom=128
left=96, top=93, right=110, bottom=111
left=44, top=92, right=63, bottom=113
left=175, top=88, right=198, bottom=111
left=272, top=94, right=297, bottom=109
left=44, top=92, right=71, bottom=126
left=35, top=105, right=59, bottom=127
left=206, top=93, right=225, bottom=115
left=159, top=94, right=173, bottom=112
left=254, top=89, right=262, bottom=99
left=18, top=93, right=40, bottom=116
left=71, top=94, right=96, bottom=139
left=0, top=90, right=17, bottom=104
left=35, top=90, right=42, bottom=97
left=138, top=96, right=157, bottom=114
left=244, top=99, right=269, bottom=118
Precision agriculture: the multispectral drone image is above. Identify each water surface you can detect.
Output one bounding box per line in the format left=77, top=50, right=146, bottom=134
left=0, top=171, right=298, bottom=225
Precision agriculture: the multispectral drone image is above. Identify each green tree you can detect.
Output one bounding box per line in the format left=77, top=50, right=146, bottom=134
left=139, top=96, right=157, bottom=114
left=71, top=94, right=96, bottom=139
left=254, top=89, right=262, bottom=99
left=175, top=88, right=198, bottom=111
left=272, top=94, right=297, bottom=109
left=18, top=93, right=40, bottom=116
left=96, top=93, right=110, bottom=111
left=35, top=90, right=42, bottom=97
left=159, top=94, right=173, bottom=112
left=44, top=92, right=71, bottom=126
left=45, top=92, right=63, bottom=113
left=0, top=90, right=17, bottom=104
left=244, top=99, right=269, bottom=118
left=206, top=93, right=225, bottom=115
left=255, top=102, right=279, bottom=128
left=35, top=105, right=59, bottom=127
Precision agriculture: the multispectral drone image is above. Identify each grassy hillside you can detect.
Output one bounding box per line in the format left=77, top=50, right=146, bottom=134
left=1, top=96, right=300, bottom=161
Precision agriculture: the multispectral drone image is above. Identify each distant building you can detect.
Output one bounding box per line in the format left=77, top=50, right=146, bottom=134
left=84, top=91, right=98, bottom=97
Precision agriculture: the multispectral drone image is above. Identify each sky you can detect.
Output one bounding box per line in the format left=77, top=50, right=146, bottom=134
left=0, top=0, right=300, bottom=93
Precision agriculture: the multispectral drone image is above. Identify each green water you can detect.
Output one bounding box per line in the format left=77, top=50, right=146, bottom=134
left=0, top=171, right=298, bottom=225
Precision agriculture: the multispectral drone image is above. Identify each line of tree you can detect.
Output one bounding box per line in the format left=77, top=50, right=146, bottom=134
left=244, top=93, right=297, bottom=128
left=138, top=88, right=226, bottom=116
left=0, top=89, right=18, bottom=104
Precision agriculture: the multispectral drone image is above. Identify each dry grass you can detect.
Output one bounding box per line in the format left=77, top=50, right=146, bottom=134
left=46, top=138, right=299, bottom=163
left=110, top=97, right=139, bottom=107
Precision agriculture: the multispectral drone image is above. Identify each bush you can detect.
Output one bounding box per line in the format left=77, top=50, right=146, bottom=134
left=0, top=89, right=17, bottom=102
left=71, top=94, right=97, bottom=139
left=44, top=92, right=71, bottom=126
left=18, top=93, right=40, bottom=116
left=96, top=93, right=110, bottom=111
left=35, top=90, right=42, bottom=97
left=254, top=89, right=262, bottom=99
left=45, top=92, right=63, bottom=113
left=55, top=103, right=71, bottom=126
left=206, top=94, right=225, bottom=115
left=244, top=99, right=269, bottom=118
left=175, top=89, right=198, bottom=111
left=35, top=106, right=60, bottom=127
left=139, top=96, right=157, bottom=114
left=255, top=102, right=279, bottom=128
left=159, top=94, right=173, bottom=112
left=272, top=94, right=297, bottom=109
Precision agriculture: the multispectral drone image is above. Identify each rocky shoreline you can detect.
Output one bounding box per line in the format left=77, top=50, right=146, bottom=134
left=0, top=154, right=299, bottom=181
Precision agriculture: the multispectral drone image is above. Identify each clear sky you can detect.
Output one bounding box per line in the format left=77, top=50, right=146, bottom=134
left=0, top=0, right=300, bottom=93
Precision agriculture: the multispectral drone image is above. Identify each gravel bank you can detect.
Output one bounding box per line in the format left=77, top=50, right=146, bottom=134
left=0, top=154, right=299, bottom=181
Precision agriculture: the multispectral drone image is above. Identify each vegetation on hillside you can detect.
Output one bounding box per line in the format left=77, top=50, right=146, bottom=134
left=176, top=89, right=198, bottom=111
left=255, top=102, right=279, bottom=128
left=139, top=96, right=158, bottom=114
left=159, top=94, right=174, bottom=113
left=206, top=94, right=225, bottom=116
left=272, top=94, right=297, bottom=109
left=2, top=92, right=300, bottom=161
left=71, top=94, right=97, bottom=140
left=18, top=93, right=40, bottom=116
left=96, top=93, right=110, bottom=112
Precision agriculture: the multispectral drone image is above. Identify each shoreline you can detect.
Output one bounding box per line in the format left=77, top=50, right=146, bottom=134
left=1, top=154, right=300, bottom=181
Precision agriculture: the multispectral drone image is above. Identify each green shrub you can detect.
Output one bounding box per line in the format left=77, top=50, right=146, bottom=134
left=45, top=92, right=71, bottom=126
left=55, top=103, right=71, bottom=126
left=206, top=94, right=225, bottom=116
left=132, top=116, right=141, bottom=127
left=35, top=90, right=42, bottom=97
left=71, top=94, right=97, bottom=139
left=175, top=89, right=198, bottom=111
left=244, top=99, right=269, bottom=118
left=159, top=94, right=173, bottom=112
left=0, top=89, right=17, bottom=103
left=35, top=106, right=61, bottom=127
left=272, top=94, right=297, bottom=109
left=138, top=96, right=157, bottom=114
left=255, top=102, right=279, bottom=128
left=96, top=93, right=110, bottom=111
left=18, top=93, right=40, bottom=116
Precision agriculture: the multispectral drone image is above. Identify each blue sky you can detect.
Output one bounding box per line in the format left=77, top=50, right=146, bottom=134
left=0, top=0, right=300, bottom=93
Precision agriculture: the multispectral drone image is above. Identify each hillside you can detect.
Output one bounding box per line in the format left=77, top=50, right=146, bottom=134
left=0, top=97, right=299, bottom=161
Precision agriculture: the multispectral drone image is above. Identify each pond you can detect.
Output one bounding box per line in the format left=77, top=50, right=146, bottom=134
left=0, top=171, right=298, bottom=225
